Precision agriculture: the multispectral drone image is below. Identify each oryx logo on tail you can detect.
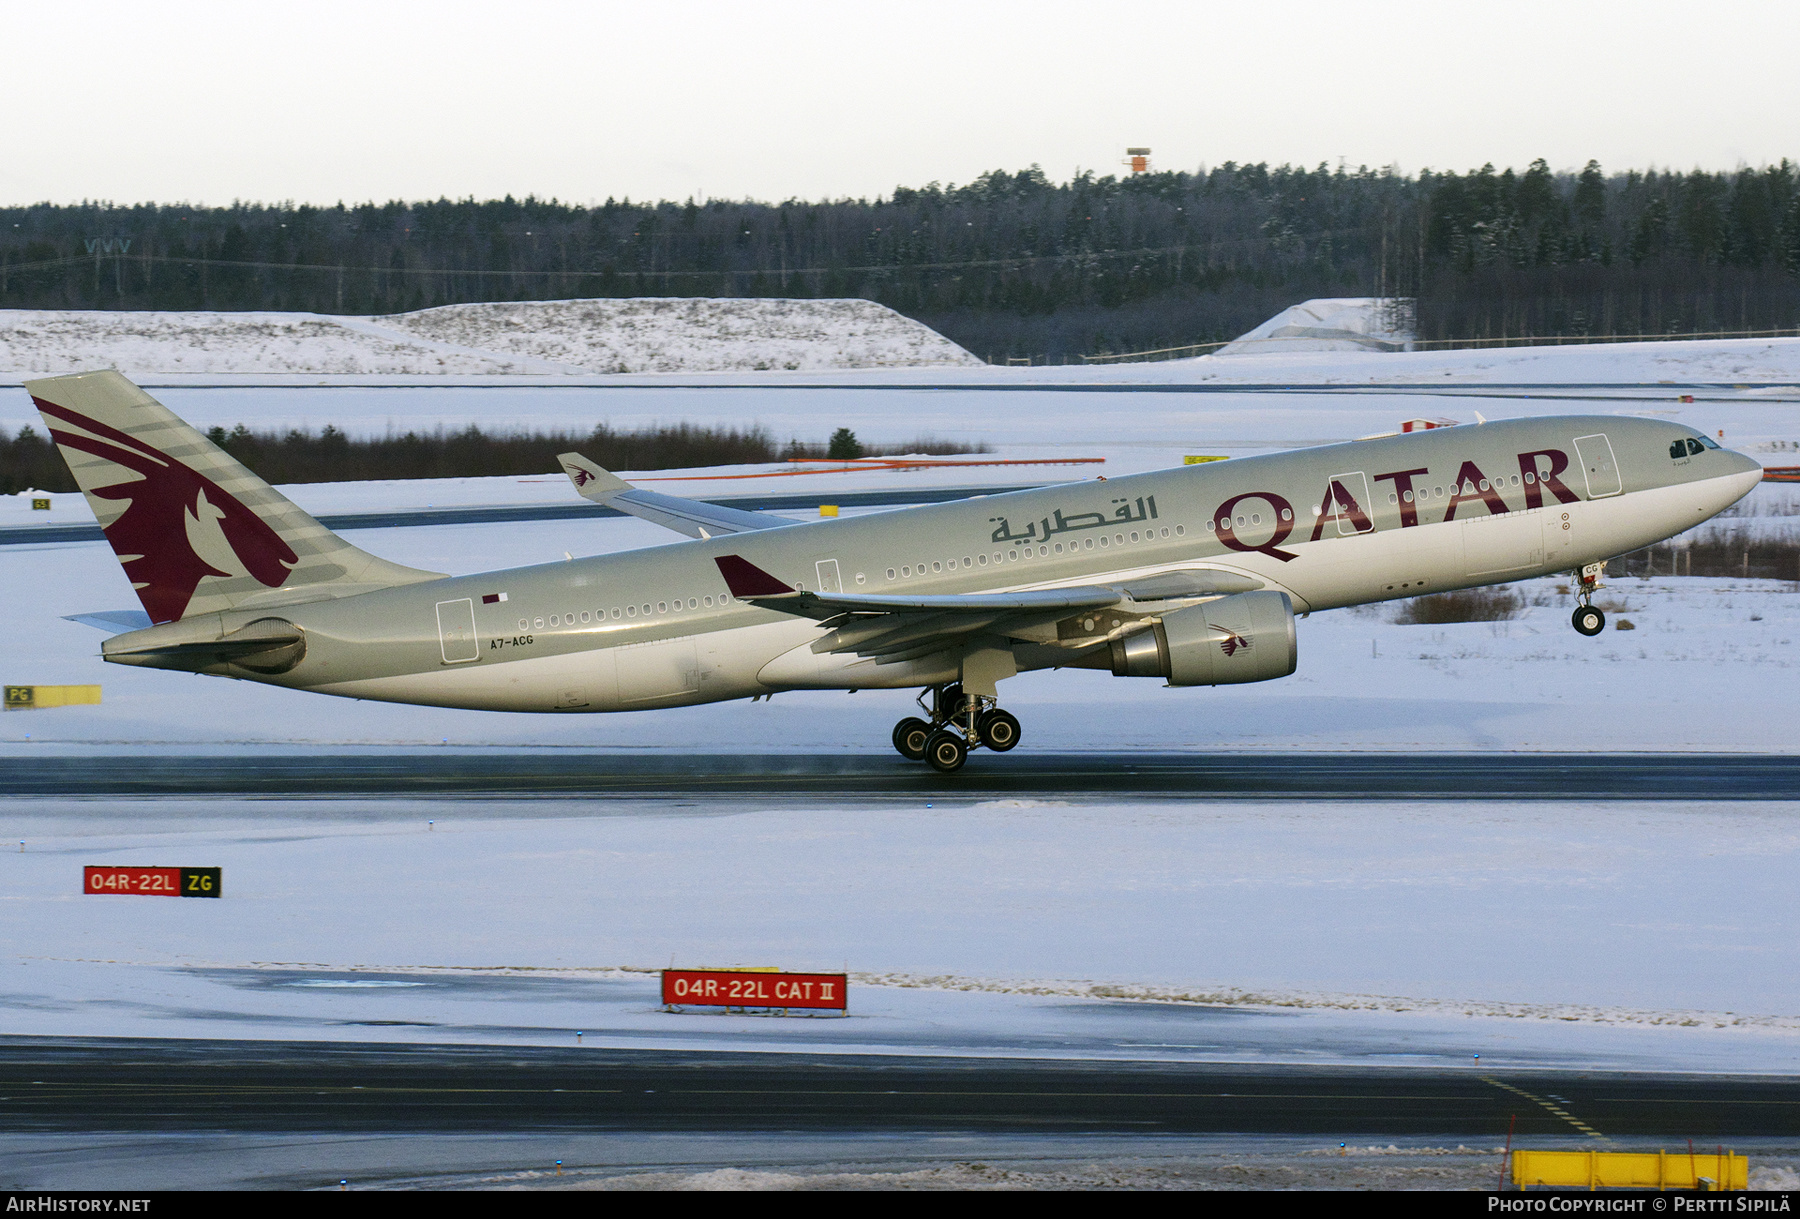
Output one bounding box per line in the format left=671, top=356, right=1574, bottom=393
left=35, top=401, right=298, bottom=624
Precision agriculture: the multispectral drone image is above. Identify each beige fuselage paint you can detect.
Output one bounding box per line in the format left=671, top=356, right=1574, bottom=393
left=102, top=415, right=1762, bottom=713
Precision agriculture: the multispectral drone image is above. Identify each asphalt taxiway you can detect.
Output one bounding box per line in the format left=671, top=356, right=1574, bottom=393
left=2, top=1038, right=1793, bottom=1139
left=3, top=751, right=1797, bottom=799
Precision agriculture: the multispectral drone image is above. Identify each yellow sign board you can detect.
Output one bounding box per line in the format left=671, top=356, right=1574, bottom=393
left=819, top=505, right=839, bottom=517
left=1183, top=455, right=1228, bottom=465
left=1513, top=1148, right=1746, bottom=1191
left=31, top=498, right=50, bottom=510
left=4, top=685, right=102, bottom=711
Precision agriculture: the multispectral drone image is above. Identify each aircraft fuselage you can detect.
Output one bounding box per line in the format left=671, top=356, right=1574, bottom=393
left=102, top=414, right=1762, bottom=713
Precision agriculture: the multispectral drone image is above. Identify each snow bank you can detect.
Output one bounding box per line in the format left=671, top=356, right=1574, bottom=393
left=374, top=298, right=983, bottom=374
left=1216, top=297, right=1413, bottom=356
left=0, top=299, right=979, bottom=377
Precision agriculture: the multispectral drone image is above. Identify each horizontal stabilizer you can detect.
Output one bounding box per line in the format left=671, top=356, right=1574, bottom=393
left=64, top=609, right=154, bottom=634
left=558, top=452, right=790, bottom=539
left=103, top=617, right=306, bottom=674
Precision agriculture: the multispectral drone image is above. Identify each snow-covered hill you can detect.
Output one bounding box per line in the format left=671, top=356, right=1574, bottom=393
left=0, top=298, right=980, bottom=377
left=375, top=298, right=982, bottom=374
left=1215, top=296, right=1413, bottom=355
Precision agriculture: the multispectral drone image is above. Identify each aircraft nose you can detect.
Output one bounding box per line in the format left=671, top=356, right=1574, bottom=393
left=1720, top=448, right=1765, bottom=503
left=1724, top=448, right=1763, bottom=479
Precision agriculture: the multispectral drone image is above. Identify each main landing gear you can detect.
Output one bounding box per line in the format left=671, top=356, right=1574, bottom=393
left=1570, top=561, right=1608, bottom=637
left=890, top=682, right=1021, bottom=774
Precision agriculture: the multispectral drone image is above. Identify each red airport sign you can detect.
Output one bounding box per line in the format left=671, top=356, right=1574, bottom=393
left=84, top=866, right=221, bottom=898
left=662, top=969, right=847, bottom=1011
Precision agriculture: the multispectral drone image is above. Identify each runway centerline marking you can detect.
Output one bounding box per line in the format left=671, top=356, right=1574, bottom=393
left=1484, top=1077, right=1609, bottom=1141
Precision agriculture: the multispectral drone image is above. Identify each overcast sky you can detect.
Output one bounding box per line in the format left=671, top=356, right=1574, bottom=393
left=6, top=0, right=1796, bottom=208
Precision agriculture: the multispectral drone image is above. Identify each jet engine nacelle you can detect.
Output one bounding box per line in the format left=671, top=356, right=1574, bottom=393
left=1108, top=591, right=1297, bottom=686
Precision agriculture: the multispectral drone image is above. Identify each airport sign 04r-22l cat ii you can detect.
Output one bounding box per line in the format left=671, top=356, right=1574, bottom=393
left=31, top=371, right=1760, bottom=772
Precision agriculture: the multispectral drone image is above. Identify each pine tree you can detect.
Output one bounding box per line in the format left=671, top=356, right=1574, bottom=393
left=1784, top=193, right=1800, bottom=277
left=1574, top=161, right=1607, bottom=231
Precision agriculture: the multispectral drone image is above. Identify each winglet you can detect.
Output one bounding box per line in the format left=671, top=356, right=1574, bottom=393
left=714, top=555, right=797, bottom=598
left=558, top=452, right=633, bottom=502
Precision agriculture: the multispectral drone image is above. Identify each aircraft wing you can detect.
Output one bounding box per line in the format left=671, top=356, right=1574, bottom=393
left=714, top=555, right=1259, bottom=665
left=558, top=453, right=792, bottom=539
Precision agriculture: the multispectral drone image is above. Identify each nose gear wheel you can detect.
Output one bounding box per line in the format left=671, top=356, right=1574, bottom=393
left=1571, top=561, right=1609, bottom=636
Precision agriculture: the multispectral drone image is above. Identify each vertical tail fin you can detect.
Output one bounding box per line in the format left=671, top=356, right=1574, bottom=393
left=28, top=370, right=443, bottom=624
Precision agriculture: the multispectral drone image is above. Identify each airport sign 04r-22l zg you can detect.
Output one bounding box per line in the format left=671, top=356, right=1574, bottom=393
left=83, top=866, right=221, bottom=898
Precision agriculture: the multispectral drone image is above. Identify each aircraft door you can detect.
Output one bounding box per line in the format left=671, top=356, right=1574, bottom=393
left=435, top=598, right=480, bottom=664
left=1326, top=471, right=1375, bottom=535
left=1573, top=434, right=1622, bottom=498
left=814, top=559, right=843, bottom=594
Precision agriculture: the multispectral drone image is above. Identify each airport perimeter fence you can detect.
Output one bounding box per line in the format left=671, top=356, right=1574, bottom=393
left=1615, top=532, right=1800, bottom=583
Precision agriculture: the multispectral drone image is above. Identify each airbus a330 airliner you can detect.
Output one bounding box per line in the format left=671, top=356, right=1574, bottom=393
left=31, top=370, right=1760, bottom=772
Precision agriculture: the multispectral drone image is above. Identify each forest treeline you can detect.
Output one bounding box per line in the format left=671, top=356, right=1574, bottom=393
left=4, top=159, right=1799, bottom=358
left=0, top=422, right=979, bottom=494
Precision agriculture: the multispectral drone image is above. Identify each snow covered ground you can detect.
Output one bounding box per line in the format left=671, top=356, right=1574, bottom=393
left=2, top=331, right=1799, bottom=1075
left=375, top=298, right=984, bottom=374
left=4, top=794, right=1798, bottom=1073
left=1214, top=297, right=1413, bottom=355
left=2, top=292, right=1795, bottom=390
left=0, top=298, right=979, bottom=379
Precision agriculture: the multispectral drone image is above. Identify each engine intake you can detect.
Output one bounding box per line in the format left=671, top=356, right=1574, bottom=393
left=1107, top=591, right=1296, bottom=686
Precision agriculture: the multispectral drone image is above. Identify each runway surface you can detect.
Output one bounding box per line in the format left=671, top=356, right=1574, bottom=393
left=113, top=379, right=1800, bottom=393
left=1, top=1037, right=1793, bottom=1138
left=0, top=484, right=1040, bottom=546
left=4, top=751, right=1799, bottom=799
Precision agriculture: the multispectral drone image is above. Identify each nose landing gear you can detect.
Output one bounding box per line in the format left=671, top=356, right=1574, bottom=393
left=889, top=683, right=1023, bottom=773
left=1570, top=561, right=1608, bottom=637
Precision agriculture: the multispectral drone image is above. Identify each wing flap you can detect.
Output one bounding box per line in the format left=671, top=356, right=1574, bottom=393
left=716, top=553, right=1128, bottom=663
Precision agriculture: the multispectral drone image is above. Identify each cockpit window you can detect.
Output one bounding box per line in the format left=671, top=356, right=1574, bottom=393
left=1670, top=440, right=1688, bottom=459
left=1696, top=434, right=1721, bottom=450
left=1671, top=436, right=1712, bottom=460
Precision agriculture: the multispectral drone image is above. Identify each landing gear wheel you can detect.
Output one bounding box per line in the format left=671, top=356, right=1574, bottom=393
left=893, top=717, right=932, bottom=761
left=924, top=730, right=968, bottom=774
left=1572, top=605, right=1606, bottom=636
left=977, top=708, right=1022, bottom=752
left=935, top=683, right=965, bottom=719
